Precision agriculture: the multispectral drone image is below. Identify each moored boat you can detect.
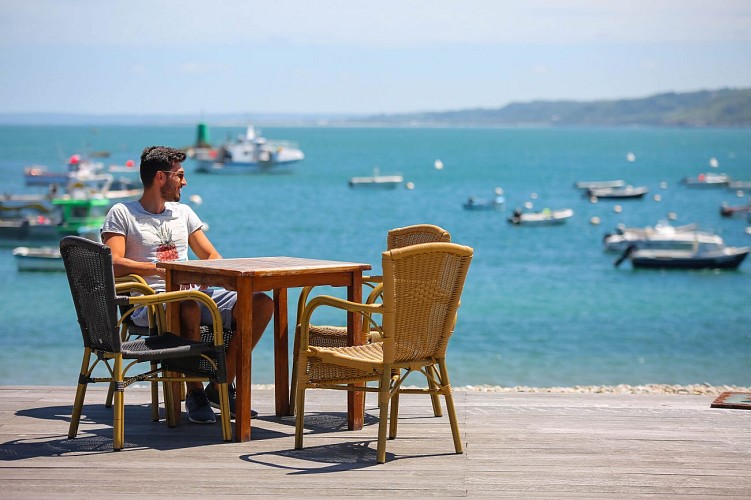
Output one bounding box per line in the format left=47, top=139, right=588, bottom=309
left=12, top=246, right=64, bottom=272
left=349, top=168, right=403, bottom=189
left=603, top=222, right=723, bottom=252
left=681, top=173, right=731, bottom=188
left=194, top=125, right=304, bottom=174
left=614, top=244, right=750, bottom=270
left=588, top=185, right=648, bottom=199
left=508, top=207, right=573, bottom=225
left=24, top=155, right=105, bottom=186
left=463, top=188, right=505, bottom=210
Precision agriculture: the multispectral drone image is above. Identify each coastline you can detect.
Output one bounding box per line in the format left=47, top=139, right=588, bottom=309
left=251, top=383, right=750, bottom=396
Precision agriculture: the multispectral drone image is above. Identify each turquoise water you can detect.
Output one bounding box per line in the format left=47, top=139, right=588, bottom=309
left=1, top=125, right=749, bottom=387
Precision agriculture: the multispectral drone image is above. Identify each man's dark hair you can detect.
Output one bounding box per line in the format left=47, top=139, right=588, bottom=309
left=140, top=146, right=187, bottom=187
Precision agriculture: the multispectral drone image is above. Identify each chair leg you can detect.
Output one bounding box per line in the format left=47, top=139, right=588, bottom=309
left=427, top=365, right=443, bottom=417
left=289, top=326, right=301, bottom=415
left=150, top=362, right=160, bottom=422
left=294, top=374, right=306, bottom=449
left=217, top=381, right=232, bottom=442
left=389, top=389, right=399, bottom=440
left=376, top=369, right=392, bottom=463
left=163, top=376, right=177, bottom=428
left=105, top=381, right=115, bottom=408
left=112, top=355, right=125, bottom=451
left=437, top=360, right=463, bottom=454
left=68, top=348, right=92, bottom=439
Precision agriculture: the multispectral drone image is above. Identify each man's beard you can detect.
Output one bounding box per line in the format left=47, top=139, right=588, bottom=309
left=160, top=184, right=181, bottom=202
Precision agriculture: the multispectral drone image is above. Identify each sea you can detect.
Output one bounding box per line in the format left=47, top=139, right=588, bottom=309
left=0, top=124, right=749, bottom=388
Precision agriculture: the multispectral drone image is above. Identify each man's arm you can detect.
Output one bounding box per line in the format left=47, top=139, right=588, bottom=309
left=188, top=228, right=222, bottom=260
left=102, top=232, right=165, bottom=279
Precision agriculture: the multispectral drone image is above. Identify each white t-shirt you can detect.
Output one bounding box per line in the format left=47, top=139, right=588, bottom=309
left=101, top=201, right=203, bottom=292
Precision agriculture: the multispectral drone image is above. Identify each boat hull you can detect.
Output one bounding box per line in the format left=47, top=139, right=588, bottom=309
left=12, top=246, right=65, bottom=272
left=629, top=248, right=749, bottom=270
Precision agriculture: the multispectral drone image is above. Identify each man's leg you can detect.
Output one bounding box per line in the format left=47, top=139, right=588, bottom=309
left=179, top=301, right=204, bottom=393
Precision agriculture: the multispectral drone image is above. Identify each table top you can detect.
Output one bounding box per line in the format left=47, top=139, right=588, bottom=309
left=157, top=256, right=371, bottom=277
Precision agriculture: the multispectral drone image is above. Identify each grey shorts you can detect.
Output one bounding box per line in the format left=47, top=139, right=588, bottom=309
left=130, top=287, right=236, bottom=330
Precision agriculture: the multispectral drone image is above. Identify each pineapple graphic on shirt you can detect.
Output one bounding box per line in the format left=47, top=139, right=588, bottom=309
left=155, top=224, right=178, bottom=261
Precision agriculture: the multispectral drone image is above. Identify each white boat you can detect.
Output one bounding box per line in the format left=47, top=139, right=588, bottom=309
left=575, top=180, right=625, bottom=190
left=614, top=244, right=750, bottom=270
left=588, top=185, right=649, bottom=199
left=349, top=168, right=403, bottom=189
left=603, top=223, right=724, bottom=252
left=24, top=155, right=105, bottom=186
left=681, top=173, right=731, bottom=188
left=463, top=188, right=505, bottom=210
left=508, top=208, right=573, bottom=225
left=194, top=125, right=304, bottom=174
left=12, top=246, right=65, bottom=272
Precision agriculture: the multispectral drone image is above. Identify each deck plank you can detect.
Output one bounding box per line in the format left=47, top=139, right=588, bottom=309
left=0, top=386, right=749, bottom=497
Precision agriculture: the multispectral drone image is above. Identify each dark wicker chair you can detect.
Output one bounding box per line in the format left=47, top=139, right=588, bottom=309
left=60, top=236, right=232, bottom=450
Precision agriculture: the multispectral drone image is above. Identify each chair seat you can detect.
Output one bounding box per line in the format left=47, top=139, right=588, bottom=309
left=121, top=333, right=212, bottom=361
left=309, top=342, right=384, bottom=373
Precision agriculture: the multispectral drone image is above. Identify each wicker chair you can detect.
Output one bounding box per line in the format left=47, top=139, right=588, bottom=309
left=294, top=242, right=473, bottom=463
left=290, top=224, right=451, bottom=415
left=60, top=236, right=232, bottom=450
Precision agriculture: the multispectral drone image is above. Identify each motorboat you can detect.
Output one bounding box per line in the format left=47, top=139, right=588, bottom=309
left=603, top=222, right=724, bottom=253
left=12, top=246, right=64, bottom=272
left=614, top=244, right=750, bottom=270
left=463, top=188, right=505, bottom=210
left=24, top=154, right=105, bottom=186
left=587, top=185, right=648, bottom=199
left=681, top=173, right=731, bottom=188
left=194, top=125, right=304, bottom=174
left=720, top=201, right=751, bottom=218
left=508, top=207, right=573, bottom=225
left=349, top=168, right=403, bottom=189
left=0, top=196, right=108, bottom=247
left=574, top=180, right=625, bottom=190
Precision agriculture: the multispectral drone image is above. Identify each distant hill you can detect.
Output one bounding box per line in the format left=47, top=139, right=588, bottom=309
left=358, top=88, right=751, bottom=127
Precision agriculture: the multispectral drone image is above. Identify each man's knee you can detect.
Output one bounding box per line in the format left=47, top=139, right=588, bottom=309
left=255, top=292, right=274, bottom=321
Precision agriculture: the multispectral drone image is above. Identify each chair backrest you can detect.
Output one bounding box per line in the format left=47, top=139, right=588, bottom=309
left=380, top=242, right=473, bottom=363
left=386, top=224, right=451, bottom=250
left=60, top=235, right=122, bottom=353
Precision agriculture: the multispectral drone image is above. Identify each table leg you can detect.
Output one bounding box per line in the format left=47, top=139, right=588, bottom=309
left=164, top=273, right=182, bottom=425
left=234, top=279, right=253, bottom=441
left=273, top=288, right=290, bottom=416
left=347, top=272, right=365, bottom=430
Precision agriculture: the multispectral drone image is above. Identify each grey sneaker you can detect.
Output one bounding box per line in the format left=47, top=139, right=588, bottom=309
left=185, top=390, right=216, bottom=424
left=205, top=383, right=257, bottom=419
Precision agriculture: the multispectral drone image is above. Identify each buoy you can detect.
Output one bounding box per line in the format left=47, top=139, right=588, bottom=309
left=434, top=159, right=444, bottom=170
left=653, top=194, right=661, bottom=202
left=659, top=181, right=668, bottom=189
left=614, top=205, right=622, bottom=213
left=626, top=152, right=636, bottom=162
left=405, top=181, right=415, bottom=190
left=590, top=196, right=598, bottom=204
left=524, top=201, right=533, bottom=209
left=709, top=157, right=719, bottom=168
left=530, top=192, right=538, bottom=200
left=189, top=194, right=203, bottom=206
left=125, top=159, right=135, bottom=168
left=590, top=216, right=601, bottom=225
left=668, top=211, right=677, bottom=220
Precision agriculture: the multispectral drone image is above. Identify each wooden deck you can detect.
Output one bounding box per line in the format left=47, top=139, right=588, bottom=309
left=0, top=386, right=749, bottom=497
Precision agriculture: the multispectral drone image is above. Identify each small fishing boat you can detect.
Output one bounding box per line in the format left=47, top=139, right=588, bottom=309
left=349, top=168, right=403, bottom=189
left=574, top=180, right=625, bottom=190
left=588, top=185, right=649, bottom=199
left=24, top=155, right=105, bottom=186
left=681, top=173, right=731, bottom=188
left=194, top=125, right=304, bottom=174
left=614, top=244, right=749, bottom=270
left=12, top=246, right=64, bottom=272
left=720, top=201, right=751, bottom=218
left=603, top=222, right=723, bottom=252
left=508, top=208, right=573, bottom=225
left=463, top=188, right=505, bottom=210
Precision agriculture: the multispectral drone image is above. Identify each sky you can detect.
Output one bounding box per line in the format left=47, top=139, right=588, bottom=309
left=1, top=0, right=750, bottom=116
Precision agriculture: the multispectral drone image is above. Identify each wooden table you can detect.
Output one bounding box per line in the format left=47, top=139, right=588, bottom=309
left=157, top=256, right=371, bottom=442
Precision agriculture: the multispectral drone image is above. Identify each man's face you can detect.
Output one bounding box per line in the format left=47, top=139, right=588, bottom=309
left=159, top=161, right=186, bottom=202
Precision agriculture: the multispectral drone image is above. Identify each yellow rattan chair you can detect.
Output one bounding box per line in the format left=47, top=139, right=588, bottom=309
left=290, top=224, right=451, bottom=415
left=60, top=236, right=232, bottom=450
left=294, top=242, right=473, bottom=463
